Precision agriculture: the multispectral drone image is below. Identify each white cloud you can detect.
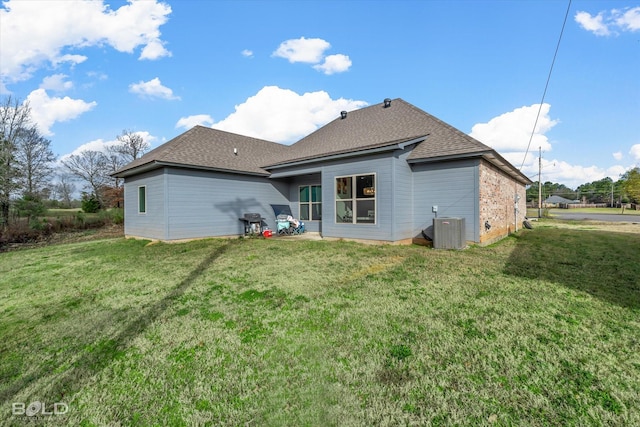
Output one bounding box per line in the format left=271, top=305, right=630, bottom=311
left=40, top=74, right=73, bottom=92
left=176, top=114, right=215, bottom=130
left=26, top=89, right=96, bottom=136
left=211, top=86, right=367, bottom=144
left=630, top=144, right=640, bottom=161
left=313, top=54, right=352, bottom=75
left=613, top=151, right=623, bottom=161
left=470, top=103, right=557, bottom=158
left=59, top=131, right=156, bottom=162
left=615, top=6, right=640, bottom=32
left=140, top=39, right=172, bottom=60
left=575, top=11, right=610, bottom=36
left=241, top=49, right=254, bottom=58
left=575, top=7, right=640, bottom=36
left=272, top=37, right=331, bottom=63
left=129, top=77, right=180, bottom=100
left=0, top=0, right=172, bottom=84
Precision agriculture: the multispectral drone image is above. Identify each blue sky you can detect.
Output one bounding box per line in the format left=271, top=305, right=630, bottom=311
left=1, top=0, right=638, bottom=189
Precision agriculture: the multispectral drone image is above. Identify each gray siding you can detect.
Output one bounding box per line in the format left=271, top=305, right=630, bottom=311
left=318, top=153, right=395, bottom=241
left=165, top=168, right=289, bottom=240
left=391, top=149, right=414, bottom=241
left=286, top=174, right=321, bottom=233
left=123, top=169, right=167, bottom=240
left=411, top=159, right=480, bottom=242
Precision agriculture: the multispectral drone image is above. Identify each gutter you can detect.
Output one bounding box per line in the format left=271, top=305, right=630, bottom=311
left=112, top=160, right=271, bottom=179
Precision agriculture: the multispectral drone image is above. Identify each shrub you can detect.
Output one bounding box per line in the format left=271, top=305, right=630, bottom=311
left=81, top=193, right=101, bottom=213
left=15, top=194, right=46, bottom=220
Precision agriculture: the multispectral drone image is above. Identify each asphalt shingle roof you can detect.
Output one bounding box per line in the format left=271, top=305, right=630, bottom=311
left=114, top=126, right=289, bottom=177
left=269, top=98, right=493, bottom=167
left=114, top=98, right=530, bottom=184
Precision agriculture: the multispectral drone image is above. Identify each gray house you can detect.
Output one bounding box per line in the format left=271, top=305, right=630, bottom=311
left=114, top=98, right=531, bottom=245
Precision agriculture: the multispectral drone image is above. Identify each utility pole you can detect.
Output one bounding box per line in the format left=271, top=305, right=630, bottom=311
left=538, top=147, right=542, bottom=218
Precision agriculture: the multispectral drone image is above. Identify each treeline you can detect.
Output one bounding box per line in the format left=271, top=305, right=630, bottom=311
left=526, top=171, right=640, bottom=205
left=1, top=95, right=148, bottom=231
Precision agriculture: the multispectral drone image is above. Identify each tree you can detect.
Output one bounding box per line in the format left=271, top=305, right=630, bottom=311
left=61, top=150, right=109, bottom=207
left=14, top=126, right=56, bottom=196
left=54, top=173, right=77, bottom=208
left=113, top=129, right=149, bottom=162
left=621, top=167, right=640, bottom=205
left=0, top=96, right=33, bottom=228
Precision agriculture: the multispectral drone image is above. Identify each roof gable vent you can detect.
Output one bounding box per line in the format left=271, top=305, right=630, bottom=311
left=340, top=111, right=347, bottom=119
left=383, top=98, right=392, bottom=108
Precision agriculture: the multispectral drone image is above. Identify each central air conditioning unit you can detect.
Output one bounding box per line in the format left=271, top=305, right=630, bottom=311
left=433, top=217, right=466, bottom=249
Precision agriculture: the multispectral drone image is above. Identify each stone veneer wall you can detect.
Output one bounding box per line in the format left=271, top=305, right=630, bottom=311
left=478, top=160, right=528, bottom=244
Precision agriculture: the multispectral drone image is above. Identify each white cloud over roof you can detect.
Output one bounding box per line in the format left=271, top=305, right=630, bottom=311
left=272, top=37, right=331, bottom=63
left=0, top=0, right=172, bottom=84
left=176, top=115, right=215, bottom=130
left=313, top=54, right=353, bottom=75
left=273, top=37, right=352, bottom=74
left=27, top=89, right=97, bottom=136
left=210, top=86, right=367, bottom=144
left=129, top=78, right=180, bottom=100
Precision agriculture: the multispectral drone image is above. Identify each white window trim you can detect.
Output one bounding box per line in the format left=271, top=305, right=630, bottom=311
left=138, top=185, right=147, bottom=214
left=299, top=184, right=322, bottom=222
left=334, top=173, right=376, bottom=225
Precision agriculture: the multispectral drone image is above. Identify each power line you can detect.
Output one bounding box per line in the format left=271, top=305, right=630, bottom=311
left=520, top=0, right=572, bottom=170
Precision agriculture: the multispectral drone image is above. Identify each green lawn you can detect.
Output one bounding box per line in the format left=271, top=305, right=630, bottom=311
left=1, top=227, right=639, bottom=426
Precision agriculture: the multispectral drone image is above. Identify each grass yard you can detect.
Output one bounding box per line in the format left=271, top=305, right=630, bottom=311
left=1, top=224, right=639, bottom=426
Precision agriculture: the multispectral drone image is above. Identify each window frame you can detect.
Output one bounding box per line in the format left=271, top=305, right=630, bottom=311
left=299, top=184, right=322, bottom=221
left=138, top=185, right=147, bottom=214
left=334, top=173, right=376, bottom=225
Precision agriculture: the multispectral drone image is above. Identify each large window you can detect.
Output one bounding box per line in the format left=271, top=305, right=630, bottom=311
left=138, top=186, right=146, bottom=214
left=335, top=174, right=375, bottom=224
left=299, top=185, right=321, bottom=221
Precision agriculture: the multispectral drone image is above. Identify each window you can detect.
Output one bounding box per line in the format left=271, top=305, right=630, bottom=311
left=299, top=185, right=322, bottom=221
left=138, top=186, right=146, bottom=214
left=335, top=174, right=375, bottom=224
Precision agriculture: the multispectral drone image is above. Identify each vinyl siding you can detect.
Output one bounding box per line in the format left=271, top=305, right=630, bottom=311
left=411, top=159, right=479, bottom=242
left=391, top=149, right=414, bottom=241
left=123, top=168, right=167, bottom=240
left=287, top=174, right=322, bottom=233
left=165, top=168, right=289, bottom=240
left=319, top=153, right=394, bottom=241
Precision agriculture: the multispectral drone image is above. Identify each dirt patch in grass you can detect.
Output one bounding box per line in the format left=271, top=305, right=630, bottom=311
left=533, top=218, right=640, bottom=234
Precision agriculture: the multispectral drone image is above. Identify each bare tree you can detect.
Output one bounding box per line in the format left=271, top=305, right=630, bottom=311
left=113, top=129, right=150, bottom=162
left=0, top=96, right=33, bottom=228
left=15, top=126, right=56, bottom=196
left=61, top=150, right=109, bottom=206
left=54, top=173, right=76, bottom=208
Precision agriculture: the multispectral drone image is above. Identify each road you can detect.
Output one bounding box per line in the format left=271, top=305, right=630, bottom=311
left=548, top=211, right=640, bottom=223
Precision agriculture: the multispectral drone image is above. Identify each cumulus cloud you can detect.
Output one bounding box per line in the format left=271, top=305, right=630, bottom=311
left=241, top=49, right=254, bottom=58
left=272, top=37, right=352, bottom=74
left=59, top=131, right=157, bottom=162
left=470, top=103, right=557, bottom=157
left=631, top=144, right=640, bottom=161
left=210, top=86, right=367, bottom=144
left=575, top=7, right=640, bottom=36
left=129, top=77, right=180, bottom=100
left=26, top=88, right=97, bottom=136
left=313, top=54, right=352, bottom=75
left=0, top=0, right=172, bottom=84
left=272, top=37, right=331, bottom=63
left=40, top=74, right=73, bottom=92
left=469, top=104, right=636, bottom=188
left=176, top=114, right=215, bottom=130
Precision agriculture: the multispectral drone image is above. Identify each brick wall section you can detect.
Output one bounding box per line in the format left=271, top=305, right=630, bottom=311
left=478, top=160, right=527, bottom=244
